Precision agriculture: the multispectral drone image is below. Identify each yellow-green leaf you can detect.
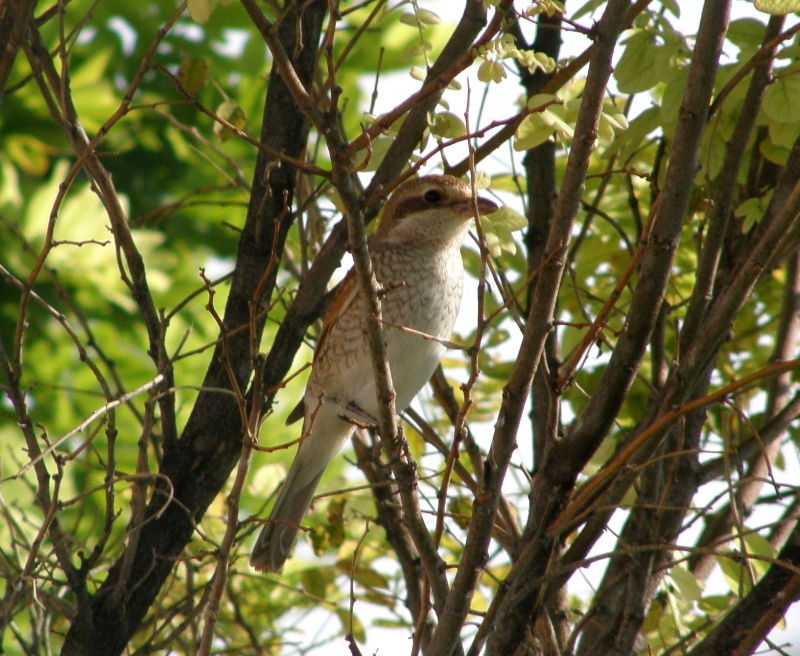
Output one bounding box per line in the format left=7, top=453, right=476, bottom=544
left=187, top=0, right=217, bottom=23
left=763, top=74, right=800, bottom=123
left=477, top=60, right=506, bottom=84
left=669, top=564, right=704, bottom=602
left=299, top=566, right=334, bottom=596
left=473, top=170, right=491, bottom=190
left=430, top=111, right=467, bottom=139
left=615, top=30, right=659, bottom=93
left=178, top=55, right=209, bottom=94
left=735, top=194, right=770, bottom=233
left=336, top=608, right=365, bottom=642
left=214, top=98, right=247, bottom=142
left=399, top=12, right=419, bottom=26
left=484, top=205, right=526, bottom=231
left=770, top=117, right=800, bottom=149
left=416, top=8, right=441, bottom=24
left=536, top=105, right=575, bottom=139
left=755, top=0, right=800, bottom=14
left=352, top=135, right=393, bottom=172
left=410, top=66, right=426, bottom=81
left=527, top=93, right=557, bottom=110
left=5, top=135, right=51, bottom=176
left=351, top=567, right=390, bottom=589
left=760, top=138, right=790, bottom=165
left=514, top=113, right=554, bottom=151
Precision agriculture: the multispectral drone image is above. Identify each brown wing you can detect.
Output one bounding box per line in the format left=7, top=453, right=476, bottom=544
left=315, top=266, right=359, bottom=358
left=285, top=266, right=360, bottom=426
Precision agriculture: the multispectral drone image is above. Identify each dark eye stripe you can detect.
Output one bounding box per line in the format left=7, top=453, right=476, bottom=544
left=392, top=195, right=440, bottom=218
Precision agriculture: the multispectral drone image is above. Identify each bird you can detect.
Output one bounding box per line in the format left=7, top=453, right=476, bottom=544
left=250, top=174, right=499, bottom=573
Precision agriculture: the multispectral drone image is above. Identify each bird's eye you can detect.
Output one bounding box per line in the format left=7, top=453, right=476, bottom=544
left=424, top=189, right=444, bottom=204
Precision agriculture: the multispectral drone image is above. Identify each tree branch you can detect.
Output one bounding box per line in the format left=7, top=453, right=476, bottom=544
left=60, top=1, right=328, bottom=652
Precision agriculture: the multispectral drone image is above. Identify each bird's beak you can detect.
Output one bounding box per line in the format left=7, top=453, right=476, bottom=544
left=476, top=196, right=499, bottom=216
left=454, top=195, right=499, bottom=217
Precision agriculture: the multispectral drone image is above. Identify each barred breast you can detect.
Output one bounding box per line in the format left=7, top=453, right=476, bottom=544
left=307, top=237, right=466, bottom=419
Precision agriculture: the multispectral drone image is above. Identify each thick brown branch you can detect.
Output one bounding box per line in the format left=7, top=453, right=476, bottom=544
left=60, top=2, right=328, bottom=653
left=431, top=2, right=636, bottom=654
left=687, top=520, right=800, bottom=656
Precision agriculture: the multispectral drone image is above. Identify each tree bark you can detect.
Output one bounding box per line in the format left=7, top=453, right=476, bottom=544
left=61, top=2, right=328, bottom=653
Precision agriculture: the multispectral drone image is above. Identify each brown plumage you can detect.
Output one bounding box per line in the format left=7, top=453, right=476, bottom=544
left=250, top=175, right=498, bottom=573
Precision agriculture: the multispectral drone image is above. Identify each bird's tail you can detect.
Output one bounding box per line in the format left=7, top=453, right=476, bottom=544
left=250, top=409, right=353, bottom=573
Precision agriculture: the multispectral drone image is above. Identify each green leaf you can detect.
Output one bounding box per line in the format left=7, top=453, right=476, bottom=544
left=669, top=564, right=704, bottom=602
left=489, top=173, right=526, bottom=193
left=403, top=41, right=434, bottom=58
left=661, top=67, right=690, bottom=132
left=0, top=155, right=22, bottom=208
left=399, top=12, right=419, bottom=26
left=614, top=31, right=660, bottom=94
left=760, top=138, right=790, bottom=165
left=310, top=524, right=329, bottom=556
left=514, top=113, right=554, bottom=150
left=325, top=497, right=347, bottom=549
left=299, top=566, right=335, bottom=597
left=743, top=532, right=776, bottom=577
left=769, top=119, right=800, bottom=149
left=605, top=105, right=660, bottom=160
left=326, top=496, right=346, bottom=524
left=661, top=0, right=680, bottom=17
left=337, top=608, right=365, bottom=642
left=351, top=567, right=390, bottom=589
left=540, top=104, right=575, bottom=137
left=755, top=0, right=800, bottom=14
left=352, top=135, right=393, bottom=172
left=527, top=93, right=557, bottom=110
left=763, top=74, right=800, bottom=123
left=572, top=0, right=607, bottom=20
left=701, top=129, right=726, bottom=181
left=484, top=205, right=526, bottom=231
left=416, top=8, right=442, bottom=24
left=483, top=230, right=502, bottom=257
left=473, top=170, right=492, bottom=189
left=373, top=619, right=412, bottom=628
left=188, top=0, right=217, bottom=23
left=178, top=55, right=209, bottom=94
left=410, top=66, right=426, bottom=81
left=601, top=106, right=629, bottom=131
left=641, top=598, right=663, bottom=633
left=70, top=48, right=114, bottom=88
left=597, top=113, right=614, bottom=142
left=477, top=60, right=507, bottom=84
left=727, top=18, right=766, bottom=50
left=430, top=111, right=467, bottom=139
left=718, top=553, right=752, bottom=595
left=698, top=594, right=735, bottom=614
left=533, top=51, right=556, bottom=72
left=735, top=194, right=771, bottom=233
left=361, top=590, right=397, bottom=608
left=479, top=357, right=515, bottom=380
left=214, top=98, right=247, bottom=142
left=5, top=135, right=51, bottom=176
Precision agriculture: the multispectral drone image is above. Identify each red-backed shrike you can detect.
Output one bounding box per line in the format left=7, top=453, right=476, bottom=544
left=250, top=174, right=498, bottom=572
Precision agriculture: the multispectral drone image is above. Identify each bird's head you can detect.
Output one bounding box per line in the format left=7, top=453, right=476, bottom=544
left=374, top=175, right=498, bottom=244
